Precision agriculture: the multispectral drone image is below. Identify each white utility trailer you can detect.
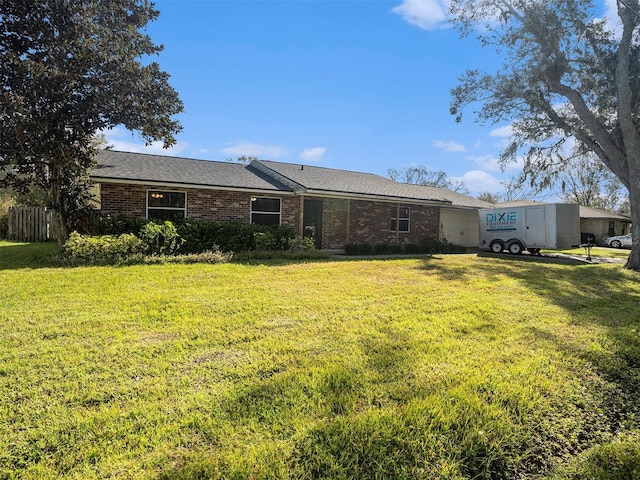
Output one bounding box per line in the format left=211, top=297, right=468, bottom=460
left=478, top=203, right=580, bottom=254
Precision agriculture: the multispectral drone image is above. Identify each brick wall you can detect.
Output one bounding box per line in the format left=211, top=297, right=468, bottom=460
left=99, top=183, right=147, bottom=218
left=322, top=198, right=349, bottom=249
left=347, top=200, right=440, bottom=246
left=99, top=183, right=300, bottom=230
left=99, top=183, right=440, bottom=249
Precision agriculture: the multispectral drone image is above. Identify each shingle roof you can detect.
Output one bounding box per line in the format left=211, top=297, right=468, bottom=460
left=579, top=205, right=631, bottom=220
left=254, top=160, right=492, bottom=208
left=91, top=151, right=492, bottom=208
left=91, top=150, right=292, bottom=193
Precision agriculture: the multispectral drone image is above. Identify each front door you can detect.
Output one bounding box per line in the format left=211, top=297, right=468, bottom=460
left=303, top=199, right=323, bottom=249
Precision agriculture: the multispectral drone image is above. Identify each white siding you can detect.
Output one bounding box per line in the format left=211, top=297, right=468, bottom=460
left=440, top=208, right=479, bottom=248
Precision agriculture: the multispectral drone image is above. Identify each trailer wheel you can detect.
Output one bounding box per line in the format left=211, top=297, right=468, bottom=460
left=489, top=240, right=505, bottom=253
left=508, top=241, right=524, bottom=254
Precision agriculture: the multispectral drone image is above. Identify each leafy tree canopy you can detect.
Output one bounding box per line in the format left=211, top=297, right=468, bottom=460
left=0, top=0, right=183, bottom=245
left=449, top=0, right=640, bottom=269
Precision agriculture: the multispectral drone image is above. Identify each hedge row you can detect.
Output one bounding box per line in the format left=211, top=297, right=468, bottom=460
left=91, top=216, right=298, bottom=253
left=345, top=238, right=466, bottom=256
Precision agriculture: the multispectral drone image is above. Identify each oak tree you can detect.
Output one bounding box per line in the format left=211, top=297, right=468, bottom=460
left=450, top=0, right=640, bottom=269
left=0, top=0, right=183, bottom=245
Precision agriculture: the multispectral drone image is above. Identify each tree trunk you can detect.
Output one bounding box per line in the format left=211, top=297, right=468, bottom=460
left=625, top=186, right=640, bottom=271
left=55, top=211, right=70, bottom=249
left=50, top=163, right=70, bottom=249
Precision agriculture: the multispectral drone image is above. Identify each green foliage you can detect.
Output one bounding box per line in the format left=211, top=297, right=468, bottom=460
left=174, top=220, right=295, bottom=253
left=61, top=231, right=144, bottom=261
left=131, top=250, right=232, bottom=265
left=288, top=236, right=317, bottom=252
left=92, top=216, right=298, bottom=253
left=138, top=221, right=183, bottom=256
left=1, top=243, right=640, bottom=478
left=91, top=214, right=150, bottom=236
left=448, top=0, right=640, bottom=269
left=345, top=239, right=466, bottom=256
left=0, top=1, right=183, bottom=244
left=552, top=432, right=640, bottom=480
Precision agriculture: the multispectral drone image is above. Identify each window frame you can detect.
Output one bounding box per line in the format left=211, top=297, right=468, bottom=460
left=250, top=196, right=282, bottom=226
left=146, top=189, right=187, bottom=220
left=390, top=205, right=410, bottom=233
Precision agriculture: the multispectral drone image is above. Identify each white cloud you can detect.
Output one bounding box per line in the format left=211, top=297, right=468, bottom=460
left=102, top=127, right=189, bottom=156
left=433, top=140, right=466, bottom=152
left=602, top=0, right=622, bottom=36
left=300, top=147, right=326, bottom=162
left=451, top=170, right=502, bottom=193
left=467, top=154, right=522, bottom=173
left=391, top=0, right=450, bottom=30
left=489, top=125, right=513, bottom=138
left=220, top=142, right=289, bottom=159
left=467, top=154, right=501, bottom=172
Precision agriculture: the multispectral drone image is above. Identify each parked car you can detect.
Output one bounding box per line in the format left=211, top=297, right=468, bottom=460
left=604, top=233, right=632, bottom=249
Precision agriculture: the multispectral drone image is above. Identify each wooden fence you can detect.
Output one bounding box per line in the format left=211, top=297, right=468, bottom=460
left=7, top=206, right=58, bottom=242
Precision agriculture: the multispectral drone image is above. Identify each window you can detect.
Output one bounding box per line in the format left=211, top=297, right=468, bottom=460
left=390, top=206, right=410, bottom=233
left=147, top=190, right=186, bottom=220
left=251, top=197, right=281, bottom=226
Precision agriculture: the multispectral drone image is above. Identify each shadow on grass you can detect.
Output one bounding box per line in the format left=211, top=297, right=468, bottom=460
left=0, top=242, right=61, bottom=270
left=418, top=254, right=640, bottom=452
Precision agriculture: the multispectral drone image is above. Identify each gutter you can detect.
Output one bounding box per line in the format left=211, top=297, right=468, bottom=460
left=90, top=176, right=295, bottom=196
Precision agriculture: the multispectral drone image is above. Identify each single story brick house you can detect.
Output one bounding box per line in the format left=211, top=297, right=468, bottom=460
left=90, top=150, right=492, bottom=249
left=497, top=200, right=632, bottom=244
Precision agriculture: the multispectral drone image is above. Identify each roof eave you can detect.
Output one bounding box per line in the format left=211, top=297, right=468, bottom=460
left=301, top=189, right=452, bottom=205
left=91, top=177, right=295, bottom=196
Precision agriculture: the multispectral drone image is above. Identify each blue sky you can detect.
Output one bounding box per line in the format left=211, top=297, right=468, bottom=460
left=105, top=0, right=614, bottom=198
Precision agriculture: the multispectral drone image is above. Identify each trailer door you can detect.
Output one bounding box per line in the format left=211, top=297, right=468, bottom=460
left=525, top=207, right=546, bottom=247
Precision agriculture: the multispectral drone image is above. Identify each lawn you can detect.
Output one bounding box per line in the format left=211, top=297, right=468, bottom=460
left=1, top=241, right=639, bottom=479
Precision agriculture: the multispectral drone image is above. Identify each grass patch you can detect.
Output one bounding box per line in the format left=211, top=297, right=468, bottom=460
left=548, top=246, right=631, bottom=259
left=1, top=243, right=639, bottom=479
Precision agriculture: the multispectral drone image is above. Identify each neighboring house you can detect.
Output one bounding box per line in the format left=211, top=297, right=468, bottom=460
left=91, top=150, right=492, bottom=249
left=579, top=205, right=632, bottom=243
left=497, top=200, right=631, bottom=245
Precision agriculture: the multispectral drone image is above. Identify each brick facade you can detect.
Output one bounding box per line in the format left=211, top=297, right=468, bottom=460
left=99, top=183, right=440, bottom=249
left=347, top=200, right=439, bottom=247
left=99, top=183, right=300, bottom=230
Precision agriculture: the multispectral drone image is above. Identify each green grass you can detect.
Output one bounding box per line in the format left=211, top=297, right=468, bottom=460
left=549, top=246, right=632, bottom=259
left=1, top=241, right=639, bottom=479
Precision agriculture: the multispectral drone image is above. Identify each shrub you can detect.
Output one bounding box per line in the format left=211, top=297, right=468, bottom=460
left=344, top=244, right=374, bottom=256
left=90, top=215, right=299, bottom=254
left=344, top=239, right=466, bottom=256
left=175, top=220, right=295, bottom=253
left=91, top=214, right=149, bottom=236
left=137, top=250, right=233, bottom=265
left=288, top=236, right=317, bottom=252
left=139, top=221, right=183, bottom=255
left=62, top=232, right=144, bottom=261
